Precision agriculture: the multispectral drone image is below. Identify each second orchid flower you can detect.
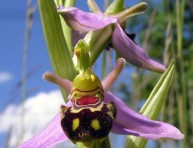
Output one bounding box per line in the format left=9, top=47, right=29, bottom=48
left=57, top=2, right=166, bottom=73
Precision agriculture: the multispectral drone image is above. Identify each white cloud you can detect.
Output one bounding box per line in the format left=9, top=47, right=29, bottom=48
left=0, top=72, right=13, bottom=83
left=0, top=90, right=122, bottom=148
left=0, top=90, right=75, bottom=148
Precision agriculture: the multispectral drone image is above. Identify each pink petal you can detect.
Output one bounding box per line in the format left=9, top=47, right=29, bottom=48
left=57, top=7, right=116, bottom=32
left=104, top=92, right=184, bottom=140
left=102, top=58, right=126, bottom=92
left=112, top=24, right=166, bottom=73
left=19, top=113, right=68, bottom=148
left=43, top=72, right=72, bottom=93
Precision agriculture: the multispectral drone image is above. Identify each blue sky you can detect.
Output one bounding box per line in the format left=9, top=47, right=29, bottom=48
left=0, top=0, right=53, bottom=111
left=0, top=0, right=141, bottom=111
left=0, top=0, right=142, bottom=147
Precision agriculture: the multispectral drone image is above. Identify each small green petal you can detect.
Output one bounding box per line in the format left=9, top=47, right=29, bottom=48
left=87, top=0, right=102, bottom=13
left=125, top=60, right=175, bottom=148
left=105, top=0, right=124, bottom=15
left=114, top=2, right=148, bottom=24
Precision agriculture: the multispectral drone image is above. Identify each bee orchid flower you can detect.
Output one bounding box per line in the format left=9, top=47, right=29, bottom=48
left=19, top=57, right=183, bottom=148
left=57, top=2, right=166, bottom=73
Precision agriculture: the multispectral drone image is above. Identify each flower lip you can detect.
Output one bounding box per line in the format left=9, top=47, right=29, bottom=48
left=61, top=102, right=115, bottom=143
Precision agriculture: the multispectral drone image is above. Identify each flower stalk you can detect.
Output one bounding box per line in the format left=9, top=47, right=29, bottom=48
left=54, top=0, right=76, bottom=54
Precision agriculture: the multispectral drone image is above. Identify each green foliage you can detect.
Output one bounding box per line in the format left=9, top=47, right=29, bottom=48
left=125, top=0, right=193, bottom=147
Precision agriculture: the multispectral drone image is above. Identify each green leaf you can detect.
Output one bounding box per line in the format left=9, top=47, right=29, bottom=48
left=59, top=19, right=73, bottom=54
left=125, top=61, right=175, bottom=148
left=38, top=0, right=77, bottom=101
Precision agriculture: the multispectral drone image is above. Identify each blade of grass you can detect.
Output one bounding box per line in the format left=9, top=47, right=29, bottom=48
left=18, top=0, right=35, bottom=145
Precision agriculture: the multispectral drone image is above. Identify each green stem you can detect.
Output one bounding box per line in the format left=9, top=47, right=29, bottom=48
left=101, top=50, right=107, bottom=79
left=76, top=137, right=111, bottom=148
left=93, top=137, right=111, bottom=148
left=84, top=25, right=113, bottom=65
left=176, top=0, right=187, bottom=147
left=65, top=0, right=76, bottom=7
left=63, top=0, right=76, bottom=54
left=54, top=0, right=76, bottom=55
left=54, top=0, right=64, bottom=6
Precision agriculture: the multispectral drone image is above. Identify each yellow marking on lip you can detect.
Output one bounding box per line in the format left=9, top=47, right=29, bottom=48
left=91, top=74, right=96, bottom=82
left=72, top=118, right=80, bottom=131
left=70, top=101, right=104, bottom=113
left=91, top=119, right=100, bottom=131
